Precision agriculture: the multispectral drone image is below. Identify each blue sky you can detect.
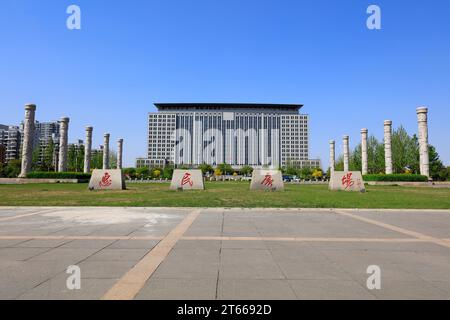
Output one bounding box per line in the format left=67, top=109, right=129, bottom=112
left=1, top=0, right=449, bottom=167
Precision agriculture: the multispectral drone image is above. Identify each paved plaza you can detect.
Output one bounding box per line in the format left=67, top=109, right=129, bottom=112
left=1, top=207, right=450, bottom=300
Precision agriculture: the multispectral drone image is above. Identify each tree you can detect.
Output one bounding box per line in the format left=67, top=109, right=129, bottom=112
left=217, top=163, right=232, bottom=175
left=152, top=168, right=162, bottom=179
left=198, top=164, right=213, bottom=175
left=299, top=167, right=312, bottom=180
left=91, top=151, right=103, bottom=169
left=31, top=146, right=41, bottom=171
left=67, top=145, right=77, bottom=172
left=136, top=167, right=150, bottom=179
left=240, top=165, right=254, bottom=176
left=429, top=145, right=446, bottom=181
left=42, top=139, right=55, bottom=172
left=162, top=166, right=174, bottom=179
left=312, top=169, right=323, bottom=180
left=123, top=167, right=136, bottom=179
left=5, top=159, right=21, bottom=178
left=392, top=126, right=419, bottom=173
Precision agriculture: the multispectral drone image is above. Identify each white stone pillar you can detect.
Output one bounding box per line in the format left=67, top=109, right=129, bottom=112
left=19, top=104, right=36, bottom=178
left=417, top=107, right=430, bottom=178
left=361, top=128, right=368, bottom=175
left=384, top=120, right=393, bottom=175
left=103, top=133, right=110, bottom=170
left=117, top=139, right=123, bottom=170
left=343, top=135, right=350, bottom=172
left=58, top=117, right=70, bottom=172
left=84, top=126, right=93, bottom=173
left=329, top=140, right=335, bottom=173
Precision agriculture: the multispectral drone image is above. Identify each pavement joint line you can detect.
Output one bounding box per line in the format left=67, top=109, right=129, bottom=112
left=335, top=210, right=450, bottom=249
left=180, top=236, right=428, bottom=243
left=101, top=209, right=202, bottom=300
left=0, top=235, right=433, bottom=243
left=0, top=209, right=55, bottom=222
left=0, top=236, right=436, bottom=243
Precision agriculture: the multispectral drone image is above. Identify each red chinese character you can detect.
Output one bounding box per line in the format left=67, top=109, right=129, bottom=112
left=99, top=172, right=112, bottom=188
left=261, top=174, right=274, bottom=188
left=181, top=172, right=193, bottom=187
left=341, top=173, right=355, bottom=189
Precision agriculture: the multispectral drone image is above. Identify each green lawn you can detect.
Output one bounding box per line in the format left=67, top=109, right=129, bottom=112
left=0, top=182, right=449, bottom=209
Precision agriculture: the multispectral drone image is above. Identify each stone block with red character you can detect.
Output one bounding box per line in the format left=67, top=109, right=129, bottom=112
left=88, top=169, right=126, bottom=190
left=329, top=171, right=366, bottom=192
left=250, top=169, right=284, bottom=191
left=170, top=170, right=204, bottom=190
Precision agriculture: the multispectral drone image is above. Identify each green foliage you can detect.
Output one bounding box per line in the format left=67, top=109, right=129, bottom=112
left=42, top=139, right=56, bottom=172
left=91, top=151, right=103, bottom=170
left=0, top=159, right=21, bottom=178
left=363, top=174, right=428, bottom=182
left=26, top=172, right=91, bottom=180
left=162, top=166, right=174, bottom=179
left=198, top=164, right=214, bottom=175
left=217, top=163, right=233, bottom=175
left=123, top=168, right=136, bottom=179
left=240, top=165, right=254, bottom=176
left=136, top=167, right=151, bottom=179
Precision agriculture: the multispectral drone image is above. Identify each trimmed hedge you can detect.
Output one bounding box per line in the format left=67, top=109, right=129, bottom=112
left=26, top=172, right=91, bottom=180
left=363, top=174, right=428, bottom=182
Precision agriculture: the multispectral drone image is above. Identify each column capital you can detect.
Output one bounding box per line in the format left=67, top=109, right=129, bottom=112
left=85, top=126, right=93, bottom=132
left=417, top=107, right=428, bottom=115
left=104, top=133, right=110, bottom=138
left=329, top=140, right=335, bottom=144
left=361, top=128, right=368, bottom=134
left=384, top=120, right=392, bottom=126
left=24, top=104, right=36, bottom=111
left=60, top=117, right=70, bottom=123
left=343, top=135, right=349, bottom=140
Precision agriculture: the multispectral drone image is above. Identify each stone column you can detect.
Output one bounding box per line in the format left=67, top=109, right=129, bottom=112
left=58, top=117, right=70, bottom=172
left=361, top=128, right=368, bottom=175
left=84, top=126, right=93, bottom=173
left=103, top=133, right=110, bottom=170
left=343, top=135, right=350, bottom=172
left=117, top=139, right=123, bottom=170
left=384, top=120, right=393, bottom=175
left=19, top=104, right=36, bottom=178
left=329, top=140, right=335, bottom=173
left=417, top=107, right=430, bottom=178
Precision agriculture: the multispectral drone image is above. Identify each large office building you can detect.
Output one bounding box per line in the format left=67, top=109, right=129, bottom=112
left=137, top=103, right=320, bottom=169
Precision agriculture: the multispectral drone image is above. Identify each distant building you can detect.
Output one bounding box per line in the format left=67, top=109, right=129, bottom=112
left=0, top=125, right=22, bottom=163
left=137, top=103, right=320, bottom=169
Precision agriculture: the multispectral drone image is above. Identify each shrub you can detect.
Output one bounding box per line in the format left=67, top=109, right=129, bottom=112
left=26, top=172, right=91, bottom=180
left=363, top=174, right=428, bottom=182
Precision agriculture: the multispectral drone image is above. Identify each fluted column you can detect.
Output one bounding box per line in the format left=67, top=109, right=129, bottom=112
left=417, top=107, right=430, bottom=178
left=343, top=135, right=350, bottom=172
left=329, top=140, right=335, bottom=173
left=58, top=117, right=70, bottom=172
left=361, top=128, right=368, bottom=175
left=19, top=104, right=36, bottom=178
left=384, top=120, right=393, bottom=174
left=117, top=139, right=123, bottom=170
left=103, top=133, right=110, bottom=170
left=84, top=126, right=93, bottom=173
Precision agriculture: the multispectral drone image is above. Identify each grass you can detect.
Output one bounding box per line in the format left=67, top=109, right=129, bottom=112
left=0, top=182, right=449, bottom=209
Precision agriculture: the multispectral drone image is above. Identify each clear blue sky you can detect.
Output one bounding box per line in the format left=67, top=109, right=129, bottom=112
left=1, top=0, right=449, bottom=167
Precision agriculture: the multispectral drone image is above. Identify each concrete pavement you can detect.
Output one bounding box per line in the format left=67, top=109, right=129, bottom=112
left=0, top=207, right=450, bottom=300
